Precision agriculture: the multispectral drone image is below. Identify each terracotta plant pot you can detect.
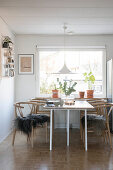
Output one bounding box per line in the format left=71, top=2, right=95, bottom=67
left=86, top=90, right=94, bottom=98
left=52, top=90, right=59, bottom=98
left=79, top=91, right=85, bottom=98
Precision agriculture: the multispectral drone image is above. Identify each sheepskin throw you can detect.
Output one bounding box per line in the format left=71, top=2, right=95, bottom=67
left=81, top=114, right=106, bottom=135
left=14, top=114, right=50, bottom=136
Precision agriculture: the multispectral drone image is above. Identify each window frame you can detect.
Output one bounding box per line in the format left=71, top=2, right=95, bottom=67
left=36, top=47, right=106, bottom=98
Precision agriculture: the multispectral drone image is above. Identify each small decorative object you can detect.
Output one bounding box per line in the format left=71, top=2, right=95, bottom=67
left=57, top=78, right=77, bottom=97
left=18, top=54, right=34, bottom=74
left=46, top=101, right=55, bottom=107
left=65, top=99, right=75, bottom=105
left=83, top=71, right=95, bottom=98
left=52, top=84, right=59, bottom=98
left=1, top=37, right=15, bottom=77
left=2, top=36, right=13, bottom=48
left=79, top=91, right=85, bottom=98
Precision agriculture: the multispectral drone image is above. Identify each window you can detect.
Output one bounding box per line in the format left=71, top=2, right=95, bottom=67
left=38, top=49, right=106, bottom=97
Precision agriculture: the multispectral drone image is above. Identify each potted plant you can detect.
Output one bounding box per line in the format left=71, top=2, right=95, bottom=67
left=2, top=36, right=13, bottom=48
left=83, top=71, right=95, bottom=98
left=79, top=91, right=85, bottom=98
left=57, top=78, right=77, bottom=97
left=52, top=84, right=59, bottom=98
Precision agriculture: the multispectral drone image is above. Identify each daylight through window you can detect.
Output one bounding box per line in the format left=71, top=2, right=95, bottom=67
left=39, top=49, right=105, bottom=97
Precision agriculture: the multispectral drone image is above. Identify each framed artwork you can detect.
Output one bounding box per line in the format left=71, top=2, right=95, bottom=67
left=18, top=54, right=34, bottom=74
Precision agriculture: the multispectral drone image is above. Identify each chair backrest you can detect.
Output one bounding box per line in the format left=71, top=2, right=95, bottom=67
left=29, top=99, right=50, bottom=115
left=80, top=99, right=112, bottom=123
left=88, top=99, right=113, bottom=118
left=88, top=98, right=107, bottom=103
left=14, top=101, right=45, bottom=118
left=94, top=104, right=113, bottom=120
left=87, top=98, right=107, bottom=102
left=31, top=97, right=50, bottom=101
left=14, top=103, right=24, bottom=118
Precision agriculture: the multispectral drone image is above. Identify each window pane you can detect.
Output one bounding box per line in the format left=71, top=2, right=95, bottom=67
left=39, top=50, right=103, bottom=95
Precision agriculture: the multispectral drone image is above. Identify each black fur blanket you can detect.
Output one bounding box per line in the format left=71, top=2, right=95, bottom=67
left=81, top=114, right=106, bottom=135
left=14, top=114, right=50, bottom=136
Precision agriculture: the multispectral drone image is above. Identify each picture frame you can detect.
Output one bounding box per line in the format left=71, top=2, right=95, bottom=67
left=18, top=54, right=34, bottom=75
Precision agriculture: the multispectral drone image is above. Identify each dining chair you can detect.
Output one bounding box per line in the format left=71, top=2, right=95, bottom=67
left=81, top=101, right=113, bottom=149
left=29, top=99, right=51, bottom=141
left=30, top=98, right=55, bottom=133
left=80, top=98, right=106, bottom=140
left=12, top=102, right=49, bottom=148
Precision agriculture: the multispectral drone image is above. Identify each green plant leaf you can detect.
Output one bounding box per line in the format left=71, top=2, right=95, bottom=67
left=88, top=71, right=92, bottom=76
left=58, top=79, right=77, bottom=95
left=57, top=78, right=59, bottom=82
left=89, top=75, right=95, bottom=83
left=85, top=76, right=88, bottom=83
left=83, top=72, right=87, bottom=76
left=83, top=70, right=95, bottom=89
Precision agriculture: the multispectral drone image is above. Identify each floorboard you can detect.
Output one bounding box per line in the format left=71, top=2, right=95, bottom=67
left=0, top=128, right=113, bottom=170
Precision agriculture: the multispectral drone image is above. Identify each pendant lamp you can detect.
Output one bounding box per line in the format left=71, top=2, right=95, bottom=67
left=58, top=24, right=72, bottom=74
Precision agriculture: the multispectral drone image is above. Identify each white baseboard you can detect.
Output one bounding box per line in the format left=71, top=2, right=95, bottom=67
left=54, top=123, right=80, bottom=129
left=0, top=129, right=13, bottom=144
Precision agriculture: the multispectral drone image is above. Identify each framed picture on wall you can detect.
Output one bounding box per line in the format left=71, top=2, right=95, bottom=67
left=18, top=54, right=34, bottom=74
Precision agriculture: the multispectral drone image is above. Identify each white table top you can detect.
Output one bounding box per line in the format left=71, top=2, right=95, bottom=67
left=44, top=100, right=94, bottom=110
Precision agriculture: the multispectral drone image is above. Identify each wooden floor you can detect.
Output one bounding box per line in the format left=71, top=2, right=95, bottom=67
left=0, top=128, right=113, bottom=170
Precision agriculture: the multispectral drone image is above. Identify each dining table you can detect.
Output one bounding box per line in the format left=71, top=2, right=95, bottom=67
left=44, top=100, right=94, bottom=151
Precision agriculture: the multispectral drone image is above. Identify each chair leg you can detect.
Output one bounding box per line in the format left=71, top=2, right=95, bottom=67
left=106, top=131, right=109, bottom=144
left=45, top=122, right=48, bottom=143
left=12, top=129, right=16, bottom=146
left=80, top=120, right=83, bottom=140
left=31, top=126, right=34, bottom=148
left=102, top=132, right=106, bottom=144
left=106, top=123, right=112, bottom=149
left=108, top=133, right=112, bottom=149
left=83, top=129, right=85, bottom=149
left=27, top=135, right=31, bottom=142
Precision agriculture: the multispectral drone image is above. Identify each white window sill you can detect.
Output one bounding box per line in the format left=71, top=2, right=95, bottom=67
left=38, top=92, right=106, bottom=98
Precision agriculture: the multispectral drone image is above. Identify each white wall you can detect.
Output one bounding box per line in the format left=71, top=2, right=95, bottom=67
left=0, top=18, right=15, bottom=142
left=15, top=34, right=113, bottom=128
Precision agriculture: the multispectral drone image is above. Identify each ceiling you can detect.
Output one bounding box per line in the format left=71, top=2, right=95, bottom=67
left=0, top=0, right=113, bottom=35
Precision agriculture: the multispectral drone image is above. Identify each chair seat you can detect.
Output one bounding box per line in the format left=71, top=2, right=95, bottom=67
left=81, top=114, right=105, bottom=121
left=28, top=114, right=50, bottom=123
left=14, top=114, right=50, bottom=136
